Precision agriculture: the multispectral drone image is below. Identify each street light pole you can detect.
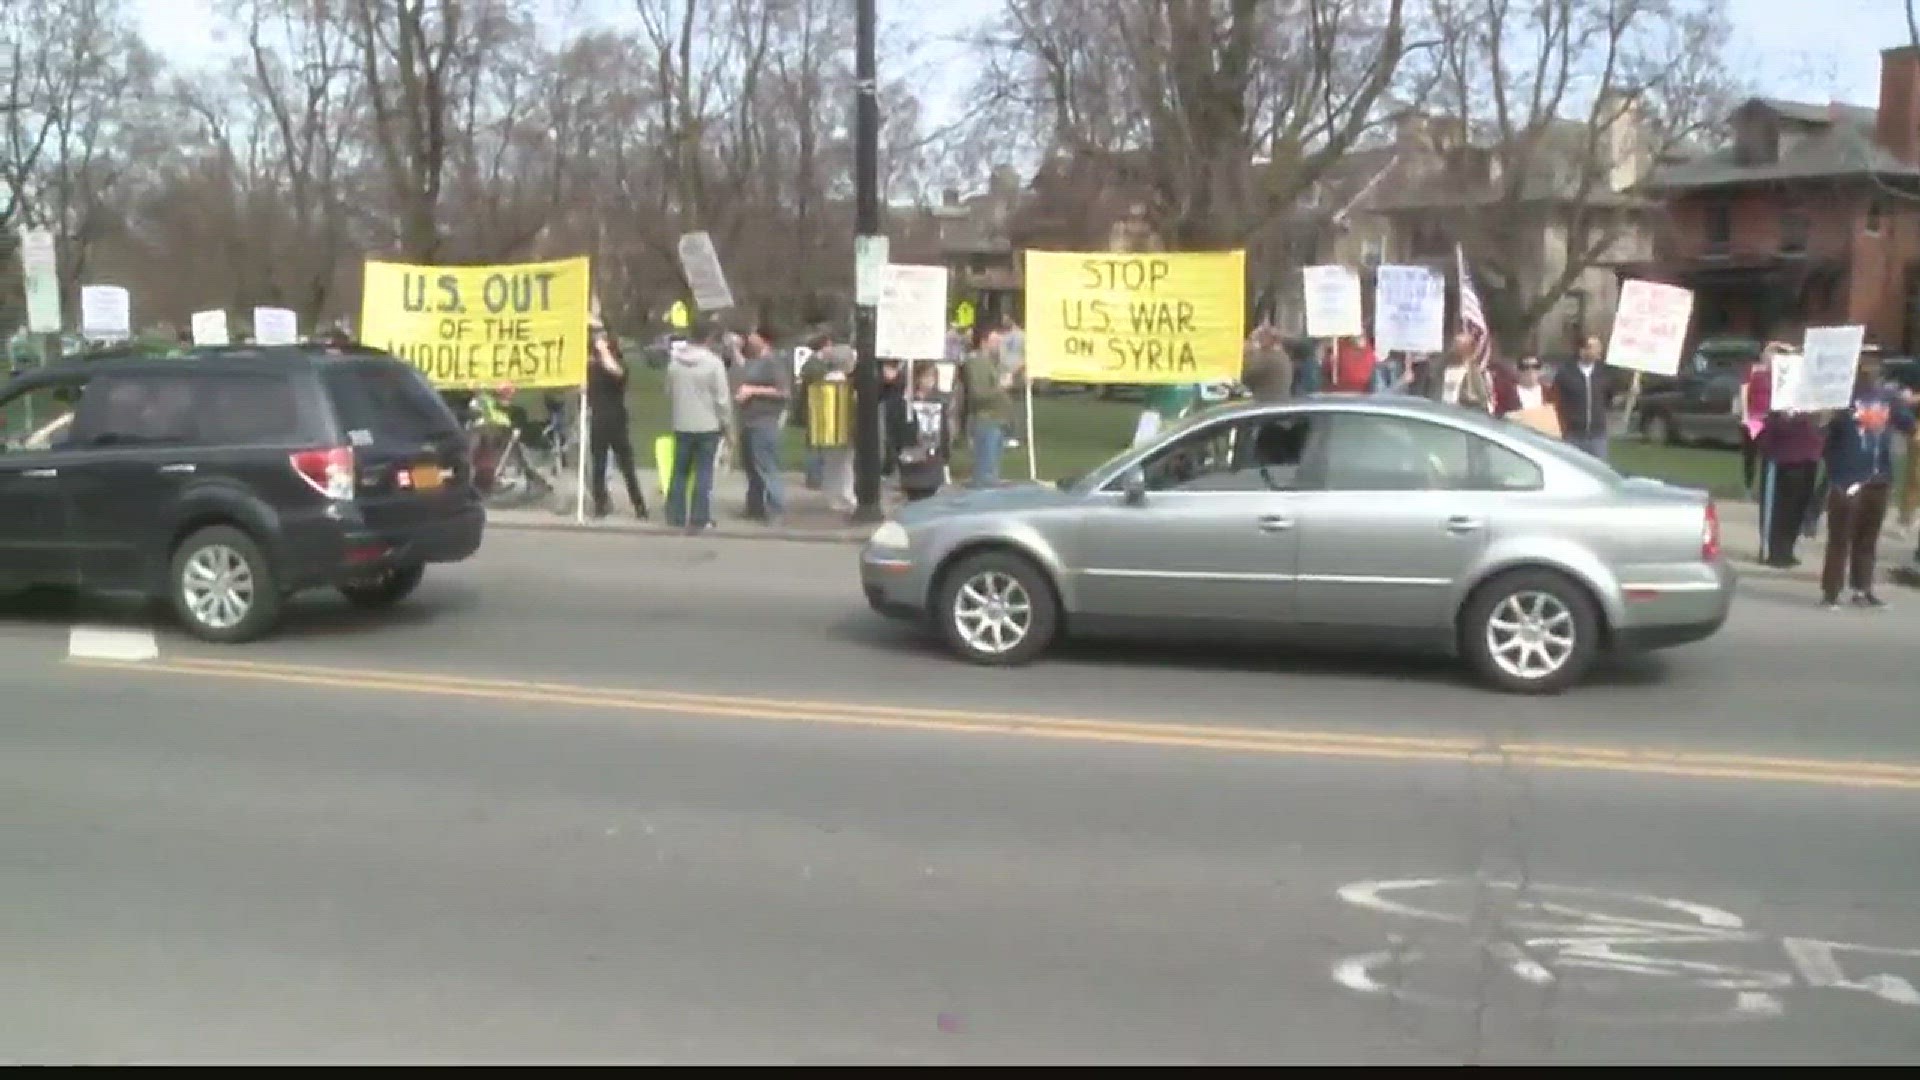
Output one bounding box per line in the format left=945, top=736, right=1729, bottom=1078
left=851, top=0, right=884, bottom=522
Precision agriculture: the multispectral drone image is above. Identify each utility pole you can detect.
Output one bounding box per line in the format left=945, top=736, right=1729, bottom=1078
left=850, top=0, right=884, bottom=522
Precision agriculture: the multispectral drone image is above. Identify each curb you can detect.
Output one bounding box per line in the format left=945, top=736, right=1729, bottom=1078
left=487, top=515, right=869, bottom=545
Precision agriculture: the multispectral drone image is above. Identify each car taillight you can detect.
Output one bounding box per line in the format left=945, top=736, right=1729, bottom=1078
left=290, top=446, right=355, bottom=500
left=1702, top=500, right=1721, bottom=562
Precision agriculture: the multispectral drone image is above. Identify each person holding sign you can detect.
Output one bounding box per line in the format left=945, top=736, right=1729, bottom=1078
left=1818, top=354, right=1917, bottom=610
left=1753, top=344, right=1823, bottom=569
left=1417, top=332, right=1491, bottom=412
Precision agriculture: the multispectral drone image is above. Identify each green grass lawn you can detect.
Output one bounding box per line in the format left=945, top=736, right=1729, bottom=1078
left=615, top=368, right=1752, bottom=497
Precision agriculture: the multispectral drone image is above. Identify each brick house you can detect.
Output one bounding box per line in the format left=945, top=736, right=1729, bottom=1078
left=1641, top=46, right=1920, bottom=351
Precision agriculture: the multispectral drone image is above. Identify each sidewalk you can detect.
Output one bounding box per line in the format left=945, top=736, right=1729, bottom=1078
left=1715, top=498, right=1916, bottom=585
left=485, top=467, right=896, bottom=543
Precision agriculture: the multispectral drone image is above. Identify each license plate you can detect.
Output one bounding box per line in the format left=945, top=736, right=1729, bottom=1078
left=411, top=464, right=444, bottom=491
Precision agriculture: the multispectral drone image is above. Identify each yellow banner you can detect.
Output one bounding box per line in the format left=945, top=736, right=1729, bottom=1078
left=359, top=256, right=591, bottom=389
left=1026, top=250, right=1245, bottom=384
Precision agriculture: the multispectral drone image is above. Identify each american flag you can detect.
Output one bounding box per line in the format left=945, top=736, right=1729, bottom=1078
left=1455, top=243, right=1493, bottom=368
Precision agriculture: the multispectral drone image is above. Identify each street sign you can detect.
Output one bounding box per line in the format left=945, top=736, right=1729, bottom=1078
left=854, top=234, right=890, bottom=307
left=676, top=231, right=735, bottom=312
left=18, top=228, right=61, bottom=333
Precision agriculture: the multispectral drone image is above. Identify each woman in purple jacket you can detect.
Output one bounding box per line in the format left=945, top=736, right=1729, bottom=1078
left=1756, top=406, right=1825, bottom=569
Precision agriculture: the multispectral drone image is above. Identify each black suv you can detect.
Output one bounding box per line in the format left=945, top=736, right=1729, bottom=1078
left=0, top=345, right=484, bottom=642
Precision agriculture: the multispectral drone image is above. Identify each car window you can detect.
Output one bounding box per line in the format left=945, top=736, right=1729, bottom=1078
left=74, top=374, right=197, bottom=447
left=1481, top=438, right=1545, bottom=491
left=322, top=359, right=460, bottom=442
left=1322, top=414, right=1474, bottom=492
left=1136, top=415, right=1315, bottom=492
left=193, top=373, right=309, bottom=445
left=0, top=381, right=89, bottom=452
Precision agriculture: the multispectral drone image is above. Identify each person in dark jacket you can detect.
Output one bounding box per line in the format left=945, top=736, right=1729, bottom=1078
left=1240, top=326, right=1294, bottom=402
left=1756, top=407, right=1825, bottom=569
left=1819, top=361, right=1918, bottom=608
left=1553, top=335, right=1615, bottom=459
left=585, top=324, right=647, bottom=519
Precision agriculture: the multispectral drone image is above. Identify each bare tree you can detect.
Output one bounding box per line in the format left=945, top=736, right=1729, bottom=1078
left=970, top=0, right=1415, bottom=247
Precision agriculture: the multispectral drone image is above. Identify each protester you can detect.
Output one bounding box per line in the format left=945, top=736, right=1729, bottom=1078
left=898, top=361, right=953, bottom=500
left=664, top=324, right=733, bottom=532
left=1291, top=338, right=1324, bottom=396
left=585, top=324, right=647, bottom=519
left=1553, top=335, right=1615, bottom=459
left=1418, top=331, right=1492, bottom=411
left=1493, top=355, right=1555, bottom=417
left=1240, top=325, right=1294, bottom=402
left=1737, top=350, right=1772, bottom=495
left=959, top=326, right=1015, bottom=484
left=731, top=329, right=790, bottom=523
left=1754, top=355, right=1823, bottom=569
left=1818, top=355, right=1918, bottom=609
left=1370, top=351, right=1416, bottom=395
left=1327, top=334, right=1378, bottom=393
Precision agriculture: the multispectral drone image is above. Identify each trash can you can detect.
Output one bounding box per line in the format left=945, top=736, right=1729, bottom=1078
left=806, top=378, right=853, bottom=450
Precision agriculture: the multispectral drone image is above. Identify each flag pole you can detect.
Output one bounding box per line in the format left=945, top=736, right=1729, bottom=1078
left=1023, top=376, right=1038, bottom=481
left=574, top=390, right=590, bottom=524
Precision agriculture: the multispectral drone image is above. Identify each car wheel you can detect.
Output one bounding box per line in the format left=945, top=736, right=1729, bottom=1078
left=1641, top=412, right=1676, bottom=446
left=935, top=551, right=1059, bottom=666
left=339, top=562, right=426, bottom=608
left=1460, top=569, right=1601, bottom=695
left=169, top=525, right=282, bottom=644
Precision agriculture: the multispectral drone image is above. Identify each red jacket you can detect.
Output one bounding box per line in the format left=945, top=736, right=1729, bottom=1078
left=1326, top=340, right=1378, bottom=392
left=1492, top=367, right=1557, bottom=416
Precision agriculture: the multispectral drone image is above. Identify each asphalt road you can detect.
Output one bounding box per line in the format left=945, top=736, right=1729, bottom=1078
left=4, top=530, right=1919, bottom=1063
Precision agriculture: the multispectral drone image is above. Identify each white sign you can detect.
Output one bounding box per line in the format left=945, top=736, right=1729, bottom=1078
left=1371, top=264, right=1445, bottom=354
left=1302, top=265, right=1363, bottom=339
left=675, top=230, right=735, bottom=311
left=1606, top=280, right=1694, bottom=376
left=18, top=228, right=61, bottom=333
left=1799, top=324, right=1866, bottom=411
left=854, top=234, right=890, bottom=307
left=876, top=263, right=948, bottom=360
left=253, top=306, right=298, bottom=345
left=190, top=309, right=229, bottom=346
left=790, top=344, right=813, bottom=379
left=79, top=284, right=131, bottom=340
left=1769, top=353, right=1803, bottom=412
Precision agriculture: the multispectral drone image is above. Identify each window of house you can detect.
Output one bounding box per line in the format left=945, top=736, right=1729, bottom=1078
left=1866, top=198, right=1885, bottom=236
left=1704, top=202, right=1732, bottom=249
left=1780, top=209, right=1810, bottom=254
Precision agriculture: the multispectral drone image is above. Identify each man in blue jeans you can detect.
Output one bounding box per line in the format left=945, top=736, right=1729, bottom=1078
left=731, top=330, right=790, bottom=522
left=665, top=326, right=734, bottom=532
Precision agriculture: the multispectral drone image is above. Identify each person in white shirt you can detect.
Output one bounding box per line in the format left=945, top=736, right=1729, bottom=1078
left=1496, top=356, right=1553, bottom=416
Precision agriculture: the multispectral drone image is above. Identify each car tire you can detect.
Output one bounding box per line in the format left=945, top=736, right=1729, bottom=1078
left=339, top=562, right=426, bottom=608
left=1460, top=569, right=1602, bottom=696
left=1641, top=412, right=1676, bottom=446
left=935, top=550, right=1060, bottom=667
left=169, top=525, right=282, bottom=644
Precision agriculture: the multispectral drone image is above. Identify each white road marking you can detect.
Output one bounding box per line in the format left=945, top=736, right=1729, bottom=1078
left=66, top=625, right=159, bottom=663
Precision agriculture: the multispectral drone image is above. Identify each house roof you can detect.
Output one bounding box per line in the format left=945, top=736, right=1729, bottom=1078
left=1646, top=97, right=1920, bottom=190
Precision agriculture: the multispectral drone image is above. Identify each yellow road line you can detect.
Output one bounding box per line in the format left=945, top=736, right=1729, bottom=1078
left=64, top=656, right=1920, bottom=791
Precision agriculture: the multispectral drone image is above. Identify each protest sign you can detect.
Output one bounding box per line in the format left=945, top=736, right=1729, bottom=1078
left=18, top=228, right=61, bottom=333
left=676, top=231, right=734, bottom=311
left=876, top=263, right=948, bottom=360
left=80, top=284, right=131, bottom=340
left=1605, top=280, right=1694, bottom=376
left=1026, top=250, right=1245, bottom=384
left=1768, top=352, right=1803, bottom=413
left=1302, top=265, right=1364, bottom=338
left=359, top=256, right=591, bottom=389
left=1799, top=325, right=1866, bottom=410
left=253, top=306, right=298, bottom=345
left=190, top=309, right=229, bottom=346
left=1371, top=264, right=1445, bottom=353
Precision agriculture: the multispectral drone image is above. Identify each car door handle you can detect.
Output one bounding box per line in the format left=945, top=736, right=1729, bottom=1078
left=1445, top=515, right=1484, bottom=534
left=1256, top=514, right=1295, bottom=533
left=21, top=467, right=58, bottom=479
left=158, top=463, right=196, bottom=475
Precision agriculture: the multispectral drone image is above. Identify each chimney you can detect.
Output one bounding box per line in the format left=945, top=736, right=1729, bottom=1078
left=1876, top=45, right=1920, bottom=165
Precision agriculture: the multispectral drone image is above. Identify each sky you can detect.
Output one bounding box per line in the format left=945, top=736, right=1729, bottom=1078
left=134, top=0, right=1917, bottom=130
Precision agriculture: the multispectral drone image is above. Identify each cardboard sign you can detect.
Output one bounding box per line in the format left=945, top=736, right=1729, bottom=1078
left=359, top=256, right=592, bottom=389
left=79, top=284, right=131, bottom=340
left=1606, top=280, right=1694, bottom=376
left=1026, top=250, right=1247, bottom=385
left=675, top=231, right=734, bottom=311
left=1372, top=264, right=1444, bottom=354
left=253, top=306, right=298, bottom=345
left=876, top=263, right=948, bottom=360
left=190, top=309, right=230, bottom=346
left=1510, top=405, right=1562, bottom=438
left=1302, top=264, right=1364, bottom=339
left=1798, top=325, right=1866, bottom=410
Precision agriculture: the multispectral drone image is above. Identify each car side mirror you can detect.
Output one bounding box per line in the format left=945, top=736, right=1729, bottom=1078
left=1121, top=468, right=1147, bottom=506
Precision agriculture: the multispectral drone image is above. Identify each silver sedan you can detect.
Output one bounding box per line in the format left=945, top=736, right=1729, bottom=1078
left=860, top=396, right=1735, bottom=694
